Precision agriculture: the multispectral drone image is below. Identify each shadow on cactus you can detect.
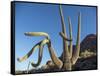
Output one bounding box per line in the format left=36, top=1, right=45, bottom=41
left=17, top=5, right=81, bottom=71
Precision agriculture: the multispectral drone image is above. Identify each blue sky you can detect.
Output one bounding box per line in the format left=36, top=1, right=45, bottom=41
left=15, top=2, right=97, bottom=71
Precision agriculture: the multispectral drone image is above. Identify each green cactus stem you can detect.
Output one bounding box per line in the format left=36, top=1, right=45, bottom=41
left=68, top=16, right=73, bottom=59
left=71, top=12, right=81, bottom=65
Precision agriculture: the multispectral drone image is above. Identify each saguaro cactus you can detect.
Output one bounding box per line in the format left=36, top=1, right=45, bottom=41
left=17, top=5, right=81, bottom=71
left=59, top=5, right=81, bottom=70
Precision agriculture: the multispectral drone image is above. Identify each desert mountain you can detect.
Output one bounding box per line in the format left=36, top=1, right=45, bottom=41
left=80, top=34, right=97, bottom=52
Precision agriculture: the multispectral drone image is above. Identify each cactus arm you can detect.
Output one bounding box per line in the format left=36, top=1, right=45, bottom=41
left=59, top=32, right=72, bottom=41
left=24, top=32, right=50, bottom=39
left=59, top=5, right=67, bottom=35
left=31, top=39, right=63, bottom=68
left=71, top=12, right=81, bottom=65
left=47, top=41, right=63, bottom=69
left=68, top=16, right=73, bottom=59
left=31, top=39, right=49, bottom=67
left=17, top=43, right=40, bottom=62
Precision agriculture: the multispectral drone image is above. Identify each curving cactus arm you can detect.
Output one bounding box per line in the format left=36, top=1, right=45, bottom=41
left=17, top=32, right=49, bottom=63
left=17, top=42, right=40, bottom=62
left=59, top=32, right=72, bottom=41
left=47, top=41, right=63, bottom=69
left=18, top=32, right=63, bottom=68
left=31, top=39, right=49, bottom=67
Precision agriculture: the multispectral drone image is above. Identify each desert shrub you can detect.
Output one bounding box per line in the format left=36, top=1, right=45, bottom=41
left=80, top=49, right=96, bottom=58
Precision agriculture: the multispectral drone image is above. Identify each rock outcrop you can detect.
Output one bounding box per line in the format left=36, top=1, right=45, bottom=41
left=80, top=34, right=97, bottom=52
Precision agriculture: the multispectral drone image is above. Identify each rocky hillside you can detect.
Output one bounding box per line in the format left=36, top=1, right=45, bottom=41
left=73, top=55, right=97, bottom=70
left=80, top=34, right=97, bottom=52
